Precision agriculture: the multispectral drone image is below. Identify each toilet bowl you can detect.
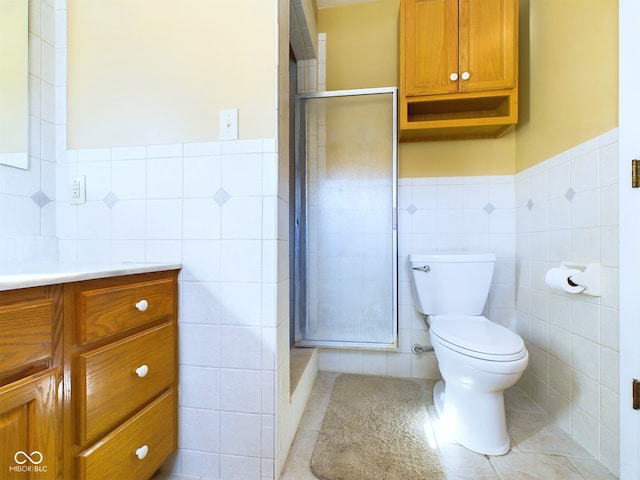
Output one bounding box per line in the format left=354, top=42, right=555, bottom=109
left=409, top=252, right=529, bottom=456
left=429, top=314, right=528, bottom=455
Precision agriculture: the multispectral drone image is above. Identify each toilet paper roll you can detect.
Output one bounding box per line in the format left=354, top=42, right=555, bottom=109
left=544, top=267, right=585, bottom=294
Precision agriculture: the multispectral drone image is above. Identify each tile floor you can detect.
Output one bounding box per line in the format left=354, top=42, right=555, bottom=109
left=280, top=372, right=618, bottom=480
left=154, top=371, right=618, bottom=480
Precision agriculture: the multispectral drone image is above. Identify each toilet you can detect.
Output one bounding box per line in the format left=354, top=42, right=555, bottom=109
left=409, top=251, right=528, bottom=456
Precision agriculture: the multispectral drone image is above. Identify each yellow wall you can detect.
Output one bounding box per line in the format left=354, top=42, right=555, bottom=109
left=318, top=0, right=618, bottom=177
left=318, top=0, right=515, bottom=177
left=516, top=0, right=618, bottom=171
left=67, top=0, right=277, bottom=149
left=401, top=133, right=515, bottom=177
left=319, top=0, right=398, bottom=90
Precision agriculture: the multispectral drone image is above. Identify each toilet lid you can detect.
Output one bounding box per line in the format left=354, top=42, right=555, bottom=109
left=430, top=315, right=526, bottom=361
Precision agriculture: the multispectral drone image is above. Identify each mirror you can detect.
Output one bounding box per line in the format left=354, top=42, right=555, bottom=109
left=0, top=0, right=29, bottom=169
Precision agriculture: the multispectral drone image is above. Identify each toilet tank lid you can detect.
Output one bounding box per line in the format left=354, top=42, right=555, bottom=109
left=409, top=252, right=496, bottom=263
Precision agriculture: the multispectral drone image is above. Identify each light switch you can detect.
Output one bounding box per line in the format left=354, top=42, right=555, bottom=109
left=220, top=108, right=238, bottom=140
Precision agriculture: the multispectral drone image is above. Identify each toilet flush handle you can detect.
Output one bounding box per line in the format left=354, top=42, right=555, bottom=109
left=412, top=265, right=430, bottom=273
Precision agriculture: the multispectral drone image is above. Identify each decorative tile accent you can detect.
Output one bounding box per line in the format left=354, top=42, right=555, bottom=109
left=214, top=187, right=231, bottom=207
left=103, top=191, right=119, bottom=209
left=565, top=187, right=576, bottom=202
left=31, top=190, right=51, bottom=208
left=527, top=199, right=534, bottom=210
left=407, top=204, right=417, bottom=215
left=483, top=202, right=496, bottom=215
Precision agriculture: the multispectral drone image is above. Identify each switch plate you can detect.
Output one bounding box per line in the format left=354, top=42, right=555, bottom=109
left=220, top=108, right=238, bottom=140
left=71, top=175, right=86, bottom=205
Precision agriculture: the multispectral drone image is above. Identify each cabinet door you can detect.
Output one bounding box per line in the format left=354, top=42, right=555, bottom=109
left=458, top=0, right=517, bottom=92
left=404, top=0, right=459, bottom=96
left=0, top=369, right=58, bottom=480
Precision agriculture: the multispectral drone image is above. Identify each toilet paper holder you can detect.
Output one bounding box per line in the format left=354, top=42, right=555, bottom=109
left=559, top=261, right=601, bottom=296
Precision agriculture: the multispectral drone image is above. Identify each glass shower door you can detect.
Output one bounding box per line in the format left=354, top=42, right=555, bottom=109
left=295, top=88, right=397, bottom=349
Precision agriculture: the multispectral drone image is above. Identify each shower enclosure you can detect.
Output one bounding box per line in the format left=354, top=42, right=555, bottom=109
left=294, top=87, right=398, bottom=349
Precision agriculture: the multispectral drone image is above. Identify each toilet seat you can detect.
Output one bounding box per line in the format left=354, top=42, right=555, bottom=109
left=430, top=315, right=527, bottom=362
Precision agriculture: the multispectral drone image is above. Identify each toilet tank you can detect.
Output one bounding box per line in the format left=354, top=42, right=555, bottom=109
left=409, top=252, right=496, bottom=315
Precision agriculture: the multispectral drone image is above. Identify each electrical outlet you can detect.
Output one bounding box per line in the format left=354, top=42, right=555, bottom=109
left=71, top=175, right=86, bottom=205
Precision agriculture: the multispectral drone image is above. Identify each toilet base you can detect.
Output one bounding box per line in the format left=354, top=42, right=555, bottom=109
left=433, top=379, right=445, bottom=417
left=432, top=379, right=511, bottom=456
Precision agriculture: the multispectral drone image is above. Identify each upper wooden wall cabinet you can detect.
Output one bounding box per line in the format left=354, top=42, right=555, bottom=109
left=399, top=0, right=518, bottom=141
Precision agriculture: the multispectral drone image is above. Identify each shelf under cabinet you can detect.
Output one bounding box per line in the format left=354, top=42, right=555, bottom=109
left=399, top=89, right=517, bottom=141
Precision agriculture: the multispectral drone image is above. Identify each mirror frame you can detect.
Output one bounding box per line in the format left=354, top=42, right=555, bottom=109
left=0, top=0, right=29, bottom=169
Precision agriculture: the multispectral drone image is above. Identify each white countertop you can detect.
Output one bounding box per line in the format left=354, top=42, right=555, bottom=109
left=0, top=261, right=182, bottom=291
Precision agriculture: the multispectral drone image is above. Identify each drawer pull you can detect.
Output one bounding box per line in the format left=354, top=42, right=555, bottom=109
left=135, top=445, right=149, bottom=460
left=135, top=299, right=149, bottom=312
left=135, top=364, right=149, bottom=378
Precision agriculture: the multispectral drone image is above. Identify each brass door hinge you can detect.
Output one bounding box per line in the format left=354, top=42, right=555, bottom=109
left=633, top=379, right=640, bottom=409
left=633, top=159, right=640, bottom=188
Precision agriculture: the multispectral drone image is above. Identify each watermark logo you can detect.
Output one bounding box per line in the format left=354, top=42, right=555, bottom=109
left=14, top=451, right=43, bottom=465
left=9, top=451, right=47, bottom=473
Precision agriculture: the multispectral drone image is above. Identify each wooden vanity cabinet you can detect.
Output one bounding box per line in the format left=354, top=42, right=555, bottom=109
left=64, top=271, right=179, bottom=480
left=0, top=269, right=178, bottom=480
left=399, top=0, right=518, bottom=141
left=0, top=285, right=62, bottom=480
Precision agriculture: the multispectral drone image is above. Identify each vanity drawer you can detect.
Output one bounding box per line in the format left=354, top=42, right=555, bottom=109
left=76, top=274, right=175, bottom=344
left=76, top=323, right=175, bottom=444
left=77, top=389, right=176, bottom=480
left=0, top=299, right=54, bottom=375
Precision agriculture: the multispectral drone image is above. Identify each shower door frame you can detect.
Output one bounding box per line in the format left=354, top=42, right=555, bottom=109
left=293, top=87, right=399, bottom=350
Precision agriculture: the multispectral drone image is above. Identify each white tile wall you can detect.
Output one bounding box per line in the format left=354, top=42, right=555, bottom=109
left=317, top=131, right=619, bottom=479
left=296, top=33, right=326, bottom=94
left=54, top=139, right=283, bottom=479
left=515, top=129, right=619, bottom=475
left=290, top=0, right=318, bottom=61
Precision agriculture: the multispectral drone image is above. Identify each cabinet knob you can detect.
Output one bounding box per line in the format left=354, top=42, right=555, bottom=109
left=449, top=72, right=458, bottom=81
left=461, top=71, right=470, bottom=80
left=135, top=299, right=149, bottom=312
left=135, top=364, right=149, bottom=378
left=135, top=445, right=149, bottom=460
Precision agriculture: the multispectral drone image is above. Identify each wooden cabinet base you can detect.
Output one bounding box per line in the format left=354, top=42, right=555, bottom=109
left=0, top=269, right=179, bottom=480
